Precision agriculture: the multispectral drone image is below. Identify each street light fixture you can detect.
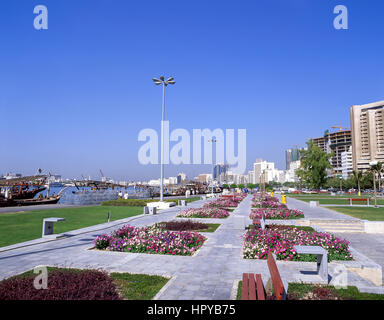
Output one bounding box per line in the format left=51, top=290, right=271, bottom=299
left=153, top=76, right=176, bottom=202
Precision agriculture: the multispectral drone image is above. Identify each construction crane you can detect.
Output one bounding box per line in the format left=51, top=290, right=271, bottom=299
left=331, top=125, right=349, bottom=132
left=100, top=169, right=106, bottom=182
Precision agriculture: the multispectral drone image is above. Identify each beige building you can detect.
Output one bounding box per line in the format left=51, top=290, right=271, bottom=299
left=350, top=100, right=384, bottom=171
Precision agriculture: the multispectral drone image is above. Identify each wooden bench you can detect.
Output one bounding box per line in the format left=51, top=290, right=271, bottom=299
left=242, top=252, right=288, bottom=300
left=349, top=198, right=370, bottom=206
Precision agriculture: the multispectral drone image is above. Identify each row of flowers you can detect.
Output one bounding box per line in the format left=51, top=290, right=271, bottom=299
left=252, top=194, right=279, bottom=202
left=203, top=199, right=238, bottom=208
left=250, top=208, right=305, bottom=220
left=176, top=207, right=230, bottom=218
left=94, top=224, right=206, bottom=256
left=252, top=194, right=287, bottom=209
left=243, top=225, right=353, bottom=261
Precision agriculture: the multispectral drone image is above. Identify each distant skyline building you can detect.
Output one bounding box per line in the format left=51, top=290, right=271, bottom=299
left=253, top=159, right=277, bottom=184
left=213, top=163, right=229, bottom=182
left=350, top=100, right=384, bottom=171
left=285, top=147, right=300, bottom=170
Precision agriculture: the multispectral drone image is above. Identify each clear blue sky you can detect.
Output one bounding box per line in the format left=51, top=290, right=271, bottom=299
left=1, top=0, right=383, bottom=180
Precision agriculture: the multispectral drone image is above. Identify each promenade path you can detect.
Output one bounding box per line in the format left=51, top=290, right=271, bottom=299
left=284, top=196, right=359, bottom=220
left=0, top=195, right=382, bottom=299
left=286, top=195, right=384, bottom=285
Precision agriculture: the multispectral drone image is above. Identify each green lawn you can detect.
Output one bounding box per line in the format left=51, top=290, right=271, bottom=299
left=0, top=206, right=143, bottom=248
left=288, top=194, right=372, bottom=199
left=325, top=206, right=384, bottom=221
left=199, top=223, right=221, bottom=232
left=110, top=272, right=169, bottom=300
left=4, top=267, right=169, bottom=300
left=288, top=194, right=384, bottom=206
left=236, top=281, right=384, bottom=300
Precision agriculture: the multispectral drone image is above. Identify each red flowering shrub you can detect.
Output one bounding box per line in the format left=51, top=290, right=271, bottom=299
left=162, top=220, right=209, bottom=231
left=0, top=269, right=121, bottom=300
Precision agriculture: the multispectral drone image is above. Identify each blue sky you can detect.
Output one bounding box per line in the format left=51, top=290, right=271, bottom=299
left=1, top=0, right=384, bottom=181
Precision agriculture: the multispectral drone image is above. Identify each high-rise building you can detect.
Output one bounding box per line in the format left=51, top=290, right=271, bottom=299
left=177, top=173, right=187, bottom=184
left=247, top=171, right=254, bottom=184
left=213, top=163, right=229, bottom=182
left=350, top=100, right=384, bottom=171
left=285, top=147, right=300, bottom=170
left=341, top=146, right=353, bottom=179
left=311, top=130, right=352, bottom=176
left=253, top=159, right=278, bottom=183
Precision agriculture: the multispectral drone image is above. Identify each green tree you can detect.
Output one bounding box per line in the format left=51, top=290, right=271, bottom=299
left=296, top=140, right=333, bottom=189
left=246, top=183, right=256, bottom=190
left=361, top=171, right=373, bottom=189
left=230, top=184, right=237, bottom=189
left=238, top=184, right=245, bottom=189
left=222, top=184, right=229, bottom=189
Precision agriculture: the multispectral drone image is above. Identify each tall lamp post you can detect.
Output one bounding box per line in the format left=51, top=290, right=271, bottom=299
left=153, top=76, right=175, bottom=202
left=208, top=138, right=217, bottom=195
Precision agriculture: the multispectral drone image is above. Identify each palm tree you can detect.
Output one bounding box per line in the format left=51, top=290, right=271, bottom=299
left=373, top=162, right=383, bottom=190
left=379, top=162, right=384, bottom=191
left=369, top=161, right=383, bottom=207
left=352, top=170, right=363, bottom=196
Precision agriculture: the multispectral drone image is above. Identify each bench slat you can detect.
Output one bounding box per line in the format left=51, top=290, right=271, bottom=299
left=255, top=274, right=266, bottom=300
left=248, top=273, right=256, bottom=300
left=267, top=253, right=285, bottom=300
left=242, top=273, right=249, bottom=300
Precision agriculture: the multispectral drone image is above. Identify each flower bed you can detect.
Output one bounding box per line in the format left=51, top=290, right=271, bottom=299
left=0, top=269, right=121, bottom=300
left=252, top=194, right=279, bottom=202
left=176, top=207, right=230, bottom=219
left=203, top=199, right=238, bottom=209
left=252, top=200, right=287, bottom=209
left=94, top=224, right=206, bottom=256
left=161, top=220, right=210, bottom=231
left=250, top=208, right=304, bottom=220
left=243, top=225, right=353, bottom=261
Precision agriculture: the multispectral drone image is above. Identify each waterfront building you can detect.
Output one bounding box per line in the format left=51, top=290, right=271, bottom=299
left=350, top=100, right=384, bottom=171
left=167, top=177, right=178, bottom=185
left=177, top=173, right=187, bottom=184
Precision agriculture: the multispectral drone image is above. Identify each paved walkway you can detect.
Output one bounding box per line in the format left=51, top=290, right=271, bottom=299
left=285, top=196, right=359, bottom=220
left=1, top=195, right=383, bottom=299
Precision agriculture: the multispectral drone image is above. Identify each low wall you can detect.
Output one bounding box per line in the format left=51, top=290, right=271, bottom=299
left=363, top=220, right=384, bottom=234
